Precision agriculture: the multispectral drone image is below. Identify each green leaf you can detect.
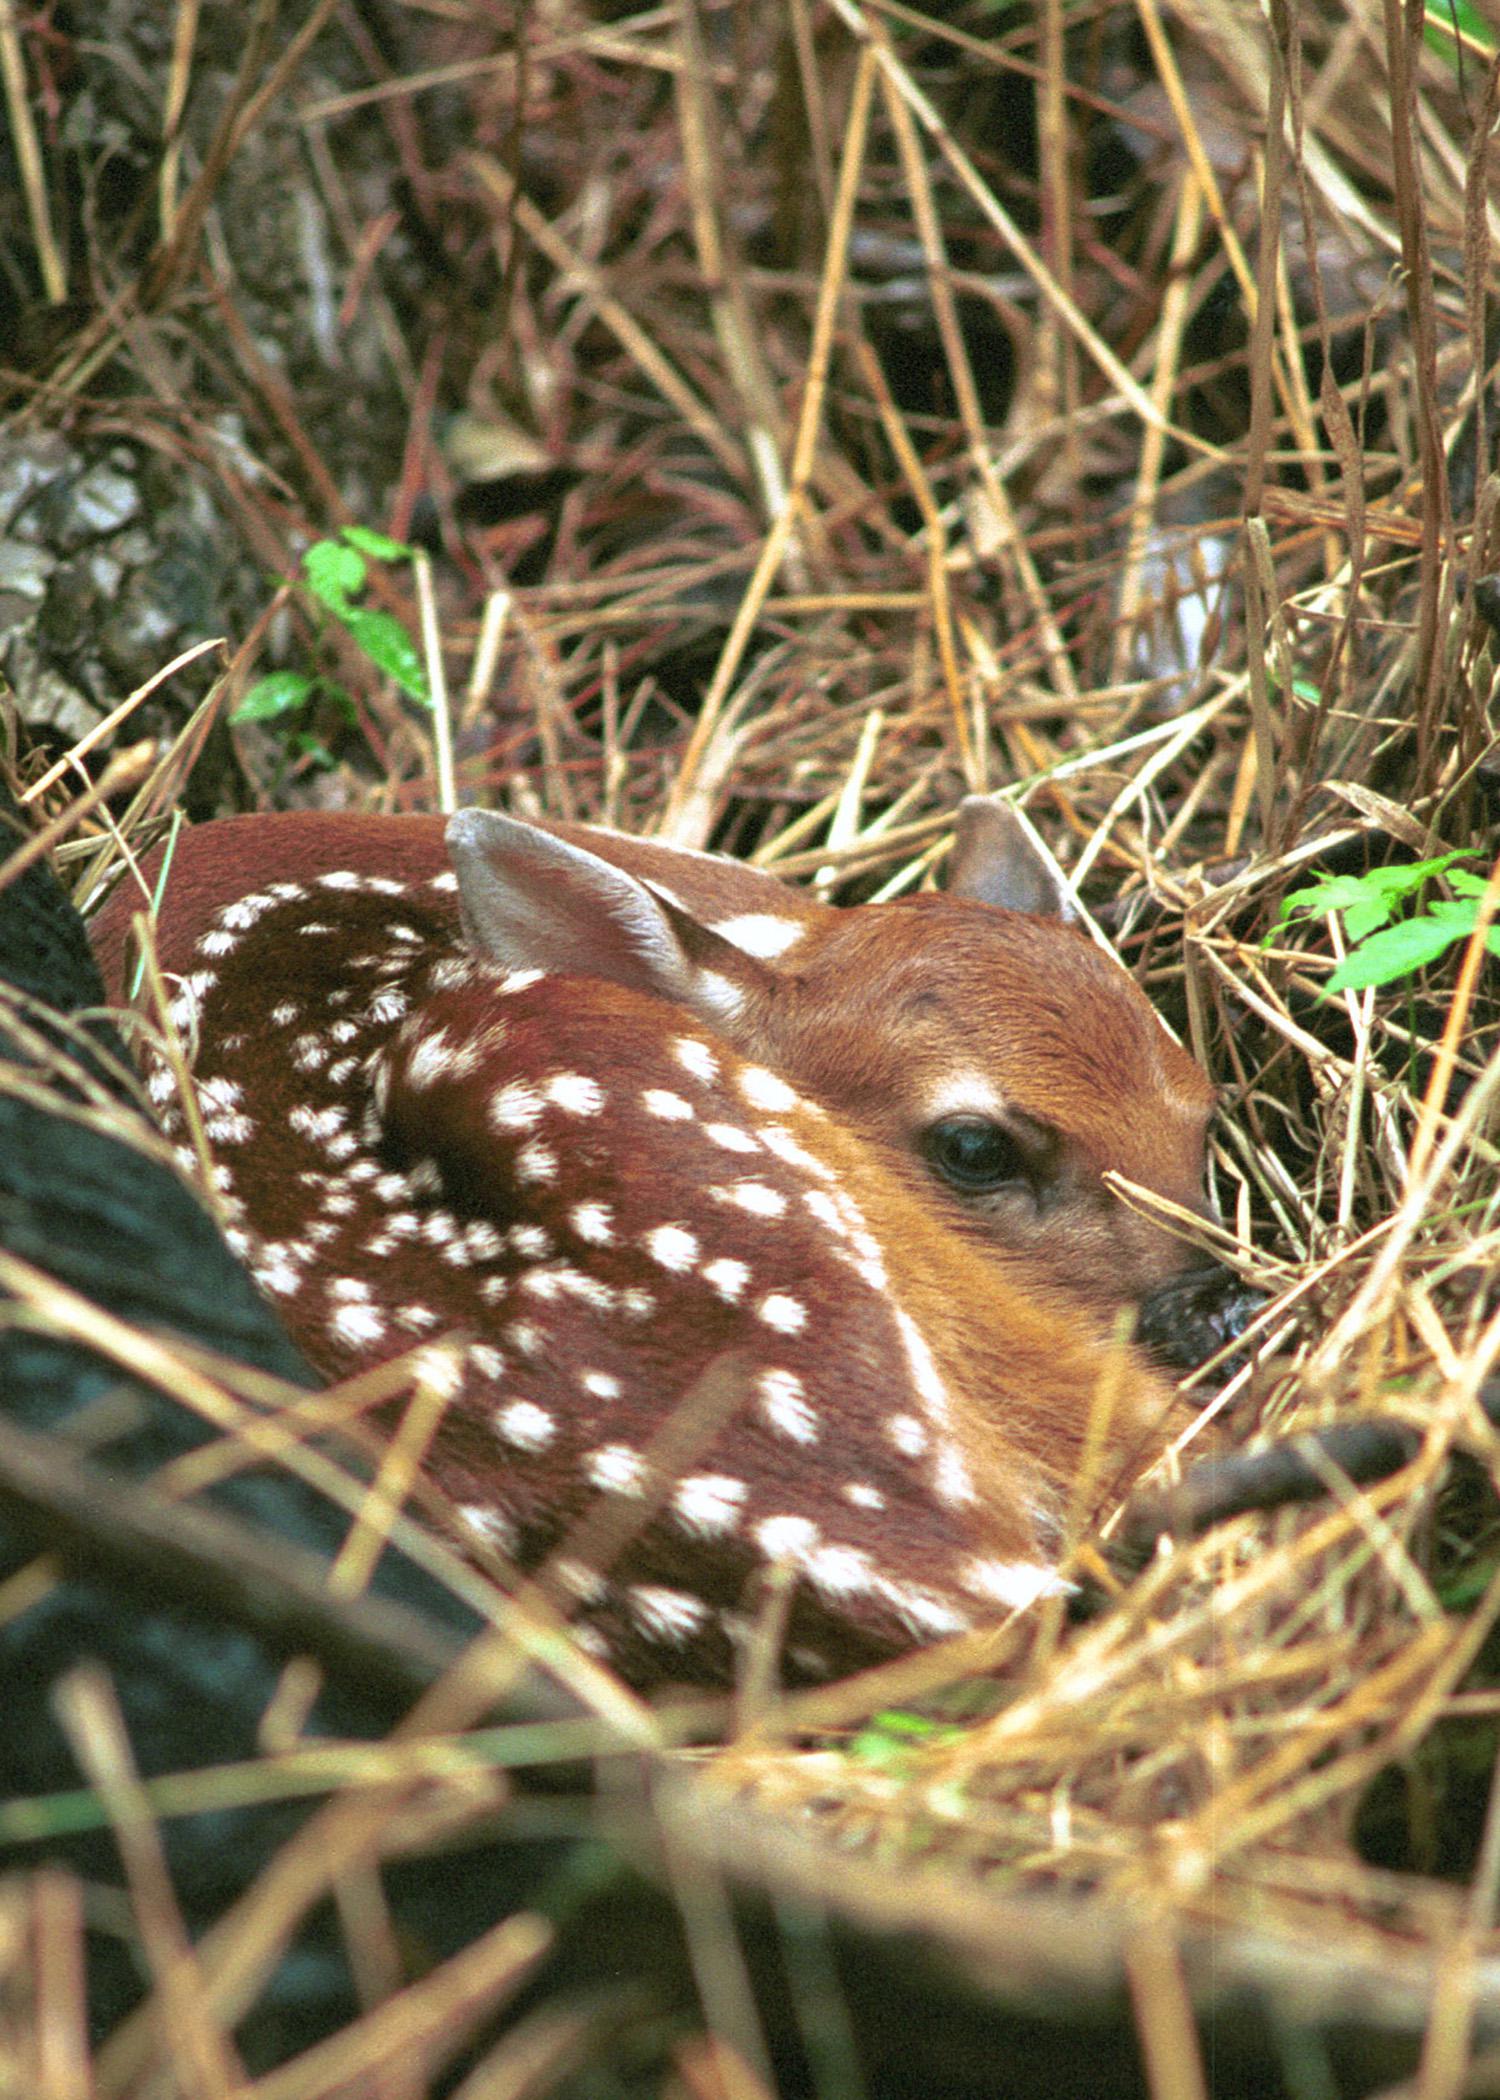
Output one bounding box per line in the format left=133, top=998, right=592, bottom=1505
left=285, top=731, right=338, bottom=770
left=231, top=670, right=318, bottom=722
left=342, top=524, right=413, bottom=563
left=342, top=605, right=429, bottom=703
left=303, top=538, right=366, bottom=615
left=1325, top=915, right=1468, bottom=992
left=1281, top=853, right=1480, bottom=945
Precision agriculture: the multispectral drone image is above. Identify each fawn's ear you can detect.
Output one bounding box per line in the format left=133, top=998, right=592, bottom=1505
left=947, top=796, right=1077, bottom=922
left=446, top=809, right=771, bottom=1024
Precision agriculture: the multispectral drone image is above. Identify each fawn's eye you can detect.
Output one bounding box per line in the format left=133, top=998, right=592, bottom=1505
left=922, top=1117, right=1034, bottom=1193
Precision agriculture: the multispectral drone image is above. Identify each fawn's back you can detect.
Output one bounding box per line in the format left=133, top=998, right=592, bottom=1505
left=90, top=802, right=1215, bottom=1685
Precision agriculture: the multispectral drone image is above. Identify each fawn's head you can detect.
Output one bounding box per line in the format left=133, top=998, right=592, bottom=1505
left=449, top=799, right=1216, bottom=1309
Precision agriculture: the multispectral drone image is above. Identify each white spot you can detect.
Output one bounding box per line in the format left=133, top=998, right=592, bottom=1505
left=494, top=1399, right=556, bottom=1451
left=757, top=1124, right=834, bottom=1180
left=463, top=1220, right=506, bottom=1261
left=711, top=912, right=805, bottom=959
left=961, top=1559, right=1069, bottom=1610
left=203, top=1108, right=254, bottom=1145
left=406, top=1029, right=481, bottom=1089
left=515, top=1140, right=558, bottom=1184
left=289, top=1104, right=349, bottom=1142
left=673, top=1037, right=719, bottom=1084
left=620, top=1287, right=656, bottom=1319
left=756, top=1514, right=818, bottom=1563
left=715, top=1180, right=786, bottom=1219
left=673, top=1474, right=748, bottom=1537
left=570, top=1201, right=614, bottom=1245
left=554, top=1558, right=608, bottom=1605
left=500, top=967, right=546, bottom=995
left=469, top=1342, right=506, bottom=1379
left=457, top=1502, right=518, bottom=1555
left=167, top=971, right=216, bottom=1030
left=628, top=1585, right=707, bottom=1642
left=270, top=1001, right=299, bottom=1027
left=843, top=1482, right=886, bottom=1512
left=737, top=1065, right=798, bottom=1114
left=644, top=1224, right=699, bottom=1273
left=879, top=1582, right=972, bottom=1640
left=702, top=1257, right=750, bottom=1302
left=198, top=928, right=238, bottom=957
left=412, top=1344, right=465, bottom=1397
left=396, top=1303, right=441, bottom=1331
left=557, top=1270, right=616, bottom=1313
left=642, top=1088, right=694, bottom=1121
left=254, top=1250, right=305, bottom=1297
left=220, top=892, right=279, bottom=929
left=510, top=1224, right=553, bottom=1258
left=758, top=1368, right=816, bottom=1444
left=934, top=1441, right=978, bottom=1508
left=586, top=1444, right=646, bottom=1494
left=806, top=1544, right=875, bottom=1599
left=581, top=1369, right=621, bottom=1401
left=369, top=988, right=410, bottom=1024
left=887, top=1412, right=928, bottom=1457
left=892, top=1306, right=954, bottom=1426
left=757, top=1292, right=806, bottom=1335
left=702, top=1122, right=759, bottom=1155
left=545, top=1072, right=605, bottom=1115
left=328, top=1301, right=386, bottom=1348
left=488, top=1081, right=543, bottom=1132
left=505, top=1321, right=544, bottom=1356
left=147, top=1065, right=176, bottom=1105
left=317, top=870, right=363, bottom=890
left=429, top=870, right=459, bottom=893
left=296, top=921, right=336, bottom=936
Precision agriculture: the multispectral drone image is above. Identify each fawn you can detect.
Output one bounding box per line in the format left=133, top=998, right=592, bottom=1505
left=90, top=800, right=1216, bottom=1686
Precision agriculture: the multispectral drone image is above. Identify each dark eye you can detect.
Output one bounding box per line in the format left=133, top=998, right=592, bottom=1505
left=923, top=1118, right=1031, bottom=1193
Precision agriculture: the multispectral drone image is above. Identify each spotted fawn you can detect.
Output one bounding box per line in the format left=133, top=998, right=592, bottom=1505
left=89, top=801, right=1215, bottom=1686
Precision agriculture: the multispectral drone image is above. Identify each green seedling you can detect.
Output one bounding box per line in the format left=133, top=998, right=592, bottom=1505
left=232, top=526, right=429, bottom=750
left=1279, top=853, right=1499, bottom=994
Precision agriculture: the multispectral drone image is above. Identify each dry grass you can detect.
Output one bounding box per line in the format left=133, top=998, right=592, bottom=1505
left=2, top=0, right=1500, bottom=2089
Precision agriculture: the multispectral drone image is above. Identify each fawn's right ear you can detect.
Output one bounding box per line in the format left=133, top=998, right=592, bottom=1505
left=446, top=808, right=771, bottom=1026
left=946, top=796, right=1078, bottom=922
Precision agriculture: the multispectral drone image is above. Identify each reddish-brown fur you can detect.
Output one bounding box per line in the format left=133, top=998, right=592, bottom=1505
left=89, top=806, right=1215, bottom=1687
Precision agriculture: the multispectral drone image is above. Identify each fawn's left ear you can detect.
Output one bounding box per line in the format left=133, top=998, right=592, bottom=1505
left=947, top=796, right=1078, bottom=923
left=446, top=808, right=772, bottom=1025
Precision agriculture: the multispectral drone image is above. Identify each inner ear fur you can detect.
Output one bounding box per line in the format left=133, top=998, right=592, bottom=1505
left=947, top=797, right=1077, bottom=923
left=445, top=808, right=774, bottom=1023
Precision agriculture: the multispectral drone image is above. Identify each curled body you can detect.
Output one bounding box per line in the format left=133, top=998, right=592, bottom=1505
left=90, top=802, right=1216, bottom=1685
